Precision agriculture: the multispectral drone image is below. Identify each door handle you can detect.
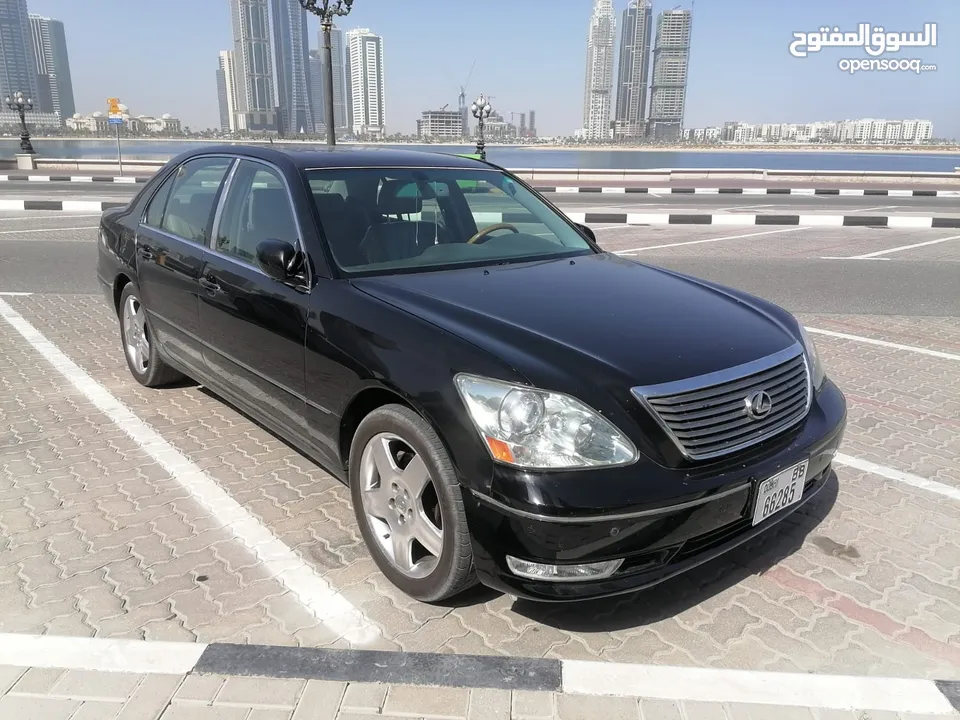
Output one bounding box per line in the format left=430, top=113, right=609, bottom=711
left=139, top=245, right=155, bottom=262
left=199, top=274, right=220, bottom=291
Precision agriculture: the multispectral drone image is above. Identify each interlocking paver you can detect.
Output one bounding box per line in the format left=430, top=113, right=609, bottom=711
left=0, top=694, right=81, bottom=719
left=3, top=293, right=960, bottom=681
left=173, top=674, right=225, bottom=704
left=512, top=690, right=556, bottom=720
left=339, top=682, right=386, bottom=713
left=51, top=669, right=143, bottom=700
left=557, top=694, right=638, bottom=719
left=69, top=701, right=124, bottom=720
left=214, top=677, right=304, bottom=708
left=383, top=684, right=470, bottom=718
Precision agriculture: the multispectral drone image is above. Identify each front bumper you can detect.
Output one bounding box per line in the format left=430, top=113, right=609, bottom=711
left=462, top=379, right=846, bottom=602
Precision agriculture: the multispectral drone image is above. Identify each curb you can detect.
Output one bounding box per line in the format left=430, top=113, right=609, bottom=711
left=0, top=633, right=956, bottom=714
left=0, top=174, right=148, bottom=184
left=535, top=186, right=960, bottom=197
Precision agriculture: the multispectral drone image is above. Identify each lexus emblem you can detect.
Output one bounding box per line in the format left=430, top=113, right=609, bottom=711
left=745, top=390, right=773, bottom=420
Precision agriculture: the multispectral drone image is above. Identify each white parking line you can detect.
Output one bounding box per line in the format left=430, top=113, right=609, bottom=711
left=807, top=326, right=960, bottom=361
left=848, top=205, right=898, bottom=213
left=846, top=233, right=960, bottom=259
left=0, top=297, right=381, bottom=647
left=0, top=291, right=33, bottom=296
left=834, top=454, right=960, bottom=503
left=614, top=227, right=806, bottom=254
left=0, top=226, right=97, bottom=234
left=722, top=204, right=774, bottom=211
left=0, top=214, right=103, bottom=221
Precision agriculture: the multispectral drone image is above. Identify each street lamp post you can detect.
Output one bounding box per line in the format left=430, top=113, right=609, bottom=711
left=5, top=91, right=35, bottom=154
left=299, top=0, right=353, bottom=147
left=470, top=94, right=492, bottom=161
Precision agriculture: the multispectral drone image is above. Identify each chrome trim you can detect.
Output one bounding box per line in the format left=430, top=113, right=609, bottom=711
left=631, top=343, right=813, bottom=462
left=208, top=159, right=242, bottom=249
left=303, top=165, right=502, bottom=172
left=468, top=482, right=751, bottom=524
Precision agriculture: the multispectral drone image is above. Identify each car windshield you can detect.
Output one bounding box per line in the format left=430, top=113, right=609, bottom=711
left=305, top=166, right=596, bottom=275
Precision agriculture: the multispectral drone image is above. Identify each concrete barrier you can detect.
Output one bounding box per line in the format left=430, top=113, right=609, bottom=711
left=6, top=157, right=960, bottom=185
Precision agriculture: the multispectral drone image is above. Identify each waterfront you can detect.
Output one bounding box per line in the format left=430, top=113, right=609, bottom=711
left=1, top=138, right=958, bottom=171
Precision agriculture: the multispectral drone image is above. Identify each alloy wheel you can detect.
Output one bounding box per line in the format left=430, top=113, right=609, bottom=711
left=358, top=432, right=444, bottom=579
left=122, top=294, right=150, bottom=374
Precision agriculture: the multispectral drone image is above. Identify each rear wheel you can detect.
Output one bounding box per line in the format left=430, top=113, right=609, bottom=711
left=349, top=404, right=478, bottom=603
left=118, top=283, right=183, bottom=388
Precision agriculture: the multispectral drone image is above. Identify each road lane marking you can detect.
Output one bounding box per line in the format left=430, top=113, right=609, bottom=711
left=0, top=291, right=33, bottom=296
left=834, top=454, right=960, bottom=502
left=0, top=297, right=381, bottom=646
left=807, top=327, right=960, bottom=361
left=819, top=257, right=891, bottom=261
left=0, top=633, right=207, bottom=675
left=0, top=226, right=97, bottom=234
left=0, top=214, right=103, bottom=221
left=846, top=233, right=960, bottom=259
left=614, top=227, right=806, bottom=254
left=848, top=205, right=897, bottom=213
left=722, top=204, right=774, bottom=211
left=562, top=660, right=956, bottom=714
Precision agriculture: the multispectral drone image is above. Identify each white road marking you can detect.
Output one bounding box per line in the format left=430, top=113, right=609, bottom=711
left=0, top=226, right=97, bottom=234
left=807, top=326, right=960, bottom=361
left=722, top=204, right=774, bottom=211
left=819, top=256, right=891, bottom=261
left=561, top=660, right=956, bottom=714
left=0, top=214, right=102, bottom=221
left=0, top=633, right=206, bottom=675
left=835, top=454, right=960, bottom=503
left=848, top=205, right=897, bottom=213
left=614, top=227, right=806, bottom=254
left=0, top=297, right=381, bottom=646
left=0, top=291, right=33, bottom=296
left=846, top=233, right=960, bottom=259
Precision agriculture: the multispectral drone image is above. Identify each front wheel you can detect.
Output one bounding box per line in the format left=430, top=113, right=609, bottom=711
left=349, top=404, right=478, bottom=603
left=117, top=283, right=183, bottom=388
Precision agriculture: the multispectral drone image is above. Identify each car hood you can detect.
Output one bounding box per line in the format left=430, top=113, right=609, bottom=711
left=351, top=253, right=798, bottom=388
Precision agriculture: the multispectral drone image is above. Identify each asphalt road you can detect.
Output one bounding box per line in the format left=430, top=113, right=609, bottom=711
left=2, top=213, right=958, bottom=315
left=2, top=181, right=960, bottom=219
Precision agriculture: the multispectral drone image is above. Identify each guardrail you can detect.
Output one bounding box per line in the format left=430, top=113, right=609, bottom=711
left=4, top=157, right=959, bottom=185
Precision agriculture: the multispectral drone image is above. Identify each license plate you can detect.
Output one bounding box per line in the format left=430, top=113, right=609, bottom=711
left=752, top=460, right=808, bottom=526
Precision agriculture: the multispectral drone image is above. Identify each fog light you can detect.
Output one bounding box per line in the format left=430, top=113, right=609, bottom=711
left=506, top=556, right=623, bottom=582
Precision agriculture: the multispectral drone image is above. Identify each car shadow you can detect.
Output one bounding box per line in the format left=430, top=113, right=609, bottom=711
left=505, top=471, right=839, bottom=633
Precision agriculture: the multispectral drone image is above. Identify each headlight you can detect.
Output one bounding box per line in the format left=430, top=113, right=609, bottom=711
left=798, top=323, right=826, bottom=390
left=453, top=374, right=638, bottom=470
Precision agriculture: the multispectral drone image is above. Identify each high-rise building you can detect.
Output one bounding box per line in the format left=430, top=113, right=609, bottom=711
left=614, top=0, right=653, bottom=141
left=271, top=0, right=312, bottom=135
left=0, top=0, right=40, bottom=106
left=216, top=50, right=239, bottom=133
left=28, top=14, right=75, bottom=119
left=345, top=28, right=384, bottom=138
left=529, top=110, right=537, bottom=137
left=314, top=25, right=348, bottom=132
left=308, top=50, right=324, bottom=133
left=417, top=109, right=462, bottom=139
left=649, top=8, right=692, bottom=142
left=581, top=0, right=616, bottom=141
left=230, top=0, right=277, bottom=131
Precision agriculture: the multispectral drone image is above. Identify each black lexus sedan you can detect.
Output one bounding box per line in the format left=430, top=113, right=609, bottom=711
left=96, top=145, right=847, bottom=603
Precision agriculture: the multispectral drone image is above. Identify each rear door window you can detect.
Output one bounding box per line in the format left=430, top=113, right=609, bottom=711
left=159, top=157, right=233, bottom=244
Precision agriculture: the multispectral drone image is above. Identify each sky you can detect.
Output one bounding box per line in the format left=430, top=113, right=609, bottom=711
left=26, top=0, right=960, bottom=139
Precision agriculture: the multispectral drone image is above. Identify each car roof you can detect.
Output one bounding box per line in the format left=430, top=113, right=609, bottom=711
left=170, top=144, right=496, bottom=171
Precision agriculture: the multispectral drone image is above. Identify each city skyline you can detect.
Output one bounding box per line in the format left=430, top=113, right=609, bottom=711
left=8, top=0, right=960, bottom=139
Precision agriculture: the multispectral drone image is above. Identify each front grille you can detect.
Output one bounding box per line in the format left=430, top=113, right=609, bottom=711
left=632, top=344, right=811, bottom=461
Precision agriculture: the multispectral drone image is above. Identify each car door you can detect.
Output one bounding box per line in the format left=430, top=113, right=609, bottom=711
left=136, top=156, right=234, bottom=372
left=198, top=158, right=310, bottom=441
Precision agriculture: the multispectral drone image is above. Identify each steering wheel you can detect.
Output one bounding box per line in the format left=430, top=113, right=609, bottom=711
left=466, top=222, right=520, bottom=245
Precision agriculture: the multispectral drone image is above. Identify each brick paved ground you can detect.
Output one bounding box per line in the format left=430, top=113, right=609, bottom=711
left=0, top=666, right=953, bottom=719
left=2, top=292, right=958, bottom=682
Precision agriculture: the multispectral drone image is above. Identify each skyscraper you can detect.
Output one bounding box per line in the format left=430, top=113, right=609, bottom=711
left=230, top=0, right=277, bottom=131
left=581, top=0, right=616, bottom=141
left=319, top=25, right=348, bottom=131
left=345, top=28, right=384, bottom=138
left=0, top=0, right=40, bottom=105
left=308, top=50, right=324, bottom=133
left=271, top=0, right=312, bottom=135
left=649, top=8, right=692, bottom=141
left=28, top=14, right=75, bottom=119
left=614, top=0, right=653, bottom=141
left=216, top=50, right=239, bottom=133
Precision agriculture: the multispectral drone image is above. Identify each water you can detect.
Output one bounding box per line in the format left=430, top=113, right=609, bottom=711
left=2, top=138, right=957, bottom=172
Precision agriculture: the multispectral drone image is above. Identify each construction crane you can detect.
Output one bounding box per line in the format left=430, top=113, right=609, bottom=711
left=457, top=59, right=476, bottom=138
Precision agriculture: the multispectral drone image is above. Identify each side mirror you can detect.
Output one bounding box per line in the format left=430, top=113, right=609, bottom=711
left=575, top=223, right=597, bottom=244
left=256, top=239, right=302, bottom=281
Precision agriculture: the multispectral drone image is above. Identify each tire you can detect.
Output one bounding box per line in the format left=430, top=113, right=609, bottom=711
left=117, top=283, right=183, bottom=388
left=349, top=403, right=478, bottom=603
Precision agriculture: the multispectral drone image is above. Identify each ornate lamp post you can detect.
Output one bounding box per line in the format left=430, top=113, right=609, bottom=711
left=5, top=91, right=35, bottom=154
left=299, top=0, right=353, bottom=146
left=470, top=94, right=492, bottom=160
